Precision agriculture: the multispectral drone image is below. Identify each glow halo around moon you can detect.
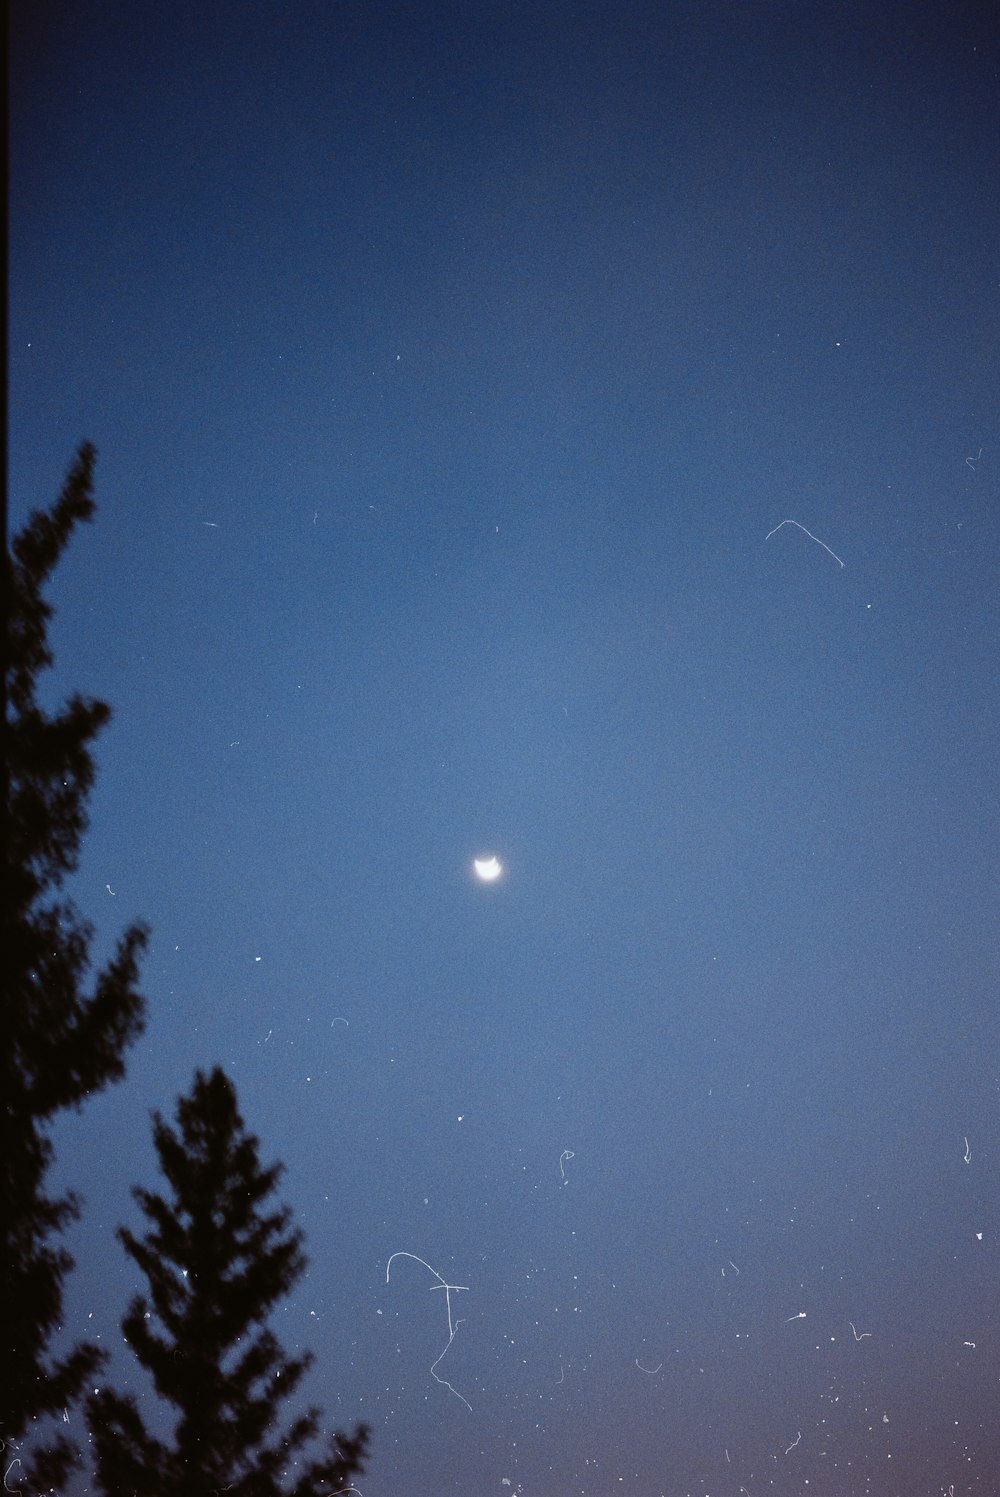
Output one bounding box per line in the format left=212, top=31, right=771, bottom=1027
left=473, top=856, right=503, bottom=882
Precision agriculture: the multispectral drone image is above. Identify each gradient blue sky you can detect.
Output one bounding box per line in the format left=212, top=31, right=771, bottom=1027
left=8, top=3, right=1000, bottom=1494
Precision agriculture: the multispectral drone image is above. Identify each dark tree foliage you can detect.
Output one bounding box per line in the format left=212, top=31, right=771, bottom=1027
left=87, top=1067, right=370, bottom=1497
left=3, top=444, right=149, bottom=1482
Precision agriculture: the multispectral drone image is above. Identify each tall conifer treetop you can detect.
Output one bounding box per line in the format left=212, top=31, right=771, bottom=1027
left=87, top=1067, right=369, bottom=1497
left=4, top=444, right=149, bottom=1484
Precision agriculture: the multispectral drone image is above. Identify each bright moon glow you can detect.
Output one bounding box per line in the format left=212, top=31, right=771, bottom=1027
left=473, top=856, right=502, bottom=882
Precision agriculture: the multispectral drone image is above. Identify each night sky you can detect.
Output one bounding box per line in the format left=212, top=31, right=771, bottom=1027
left=8, top=3, right=1000, bottom=1494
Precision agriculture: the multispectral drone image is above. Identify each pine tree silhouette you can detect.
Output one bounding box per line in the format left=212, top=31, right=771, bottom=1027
left=3, top=443, right=149, bottom=1485
left=87, top=1067, right=369, bottom=1496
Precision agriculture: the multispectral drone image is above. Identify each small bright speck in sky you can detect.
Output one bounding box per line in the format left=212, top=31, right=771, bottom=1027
left=473, top=856, right=502, bottom=882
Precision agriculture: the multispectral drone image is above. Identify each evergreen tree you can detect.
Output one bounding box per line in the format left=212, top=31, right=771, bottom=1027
left=87, top=1067, right=370, bottom=1496
left=3, top=443, right=149, bottom=1482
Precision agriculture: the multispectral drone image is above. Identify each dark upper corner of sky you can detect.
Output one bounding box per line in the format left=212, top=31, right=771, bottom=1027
left=10, top=0, right=997, bottom=198
left=7, top=0, right=996, bottom=400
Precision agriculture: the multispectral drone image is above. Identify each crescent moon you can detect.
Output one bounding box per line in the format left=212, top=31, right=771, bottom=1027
left=473, top=855, right=502, bottom=881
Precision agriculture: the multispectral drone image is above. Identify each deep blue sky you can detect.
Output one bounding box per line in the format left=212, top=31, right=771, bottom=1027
left=8, top=3, right=1000, bottom=1493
